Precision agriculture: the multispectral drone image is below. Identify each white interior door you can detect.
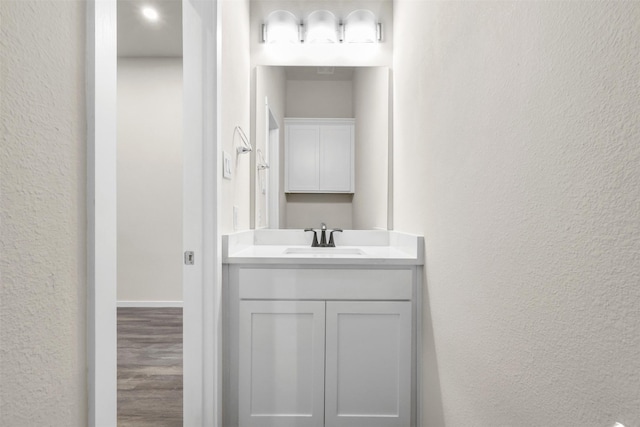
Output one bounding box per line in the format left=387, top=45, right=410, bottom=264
left=182, top=0, right=219, bottom=425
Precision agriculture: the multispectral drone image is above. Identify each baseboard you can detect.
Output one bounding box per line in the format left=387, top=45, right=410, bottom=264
left=117, top=300, right=183, bottom=308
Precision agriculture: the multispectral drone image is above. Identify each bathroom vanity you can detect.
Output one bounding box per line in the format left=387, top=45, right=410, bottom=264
left=222, top=229, right=423, bottom=427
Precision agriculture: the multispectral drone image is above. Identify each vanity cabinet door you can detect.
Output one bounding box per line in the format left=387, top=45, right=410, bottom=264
left=324, top=301, right=412, bottom=427
left=239, top=300, right=326, bottom=427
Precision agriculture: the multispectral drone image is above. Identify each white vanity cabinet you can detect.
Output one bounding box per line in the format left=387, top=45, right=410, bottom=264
left=227, top=266, right=415, bottom=427
left=285, top=118, right=355, bottom=193
left=239, top=300, right=411, bottom=427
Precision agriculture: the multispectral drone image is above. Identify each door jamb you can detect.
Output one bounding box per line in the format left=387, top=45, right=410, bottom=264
left=87, top=0, right=117, bottom=424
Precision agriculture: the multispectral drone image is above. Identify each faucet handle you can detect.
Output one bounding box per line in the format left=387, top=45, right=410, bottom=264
left=328, top=229, right=343, bottom=247
left=305, top=228, right=319, bottom=247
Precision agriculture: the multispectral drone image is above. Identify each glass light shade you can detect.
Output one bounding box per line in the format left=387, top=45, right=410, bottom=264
left=305, top=10, right=338, bottom=43
left=264, top=10, right=300, bottom=43
left=343, top=9, right=378, bottom=43
left=141, top=6, right=159, bottom=22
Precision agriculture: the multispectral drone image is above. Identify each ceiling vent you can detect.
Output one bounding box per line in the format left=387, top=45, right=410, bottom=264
left=317, top=67, right=335, bottom=75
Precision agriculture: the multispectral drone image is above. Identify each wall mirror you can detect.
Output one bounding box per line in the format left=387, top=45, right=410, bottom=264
left=252, top=65, right=392, bottom=231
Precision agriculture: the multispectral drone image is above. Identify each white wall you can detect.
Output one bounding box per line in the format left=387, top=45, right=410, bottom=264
left=393, top=1, right=640, bottom=426
left=0, top=1, right=87, bottom=425
left=285, top=194, right=353, bottom=230
left=117, top=58, right=183, bottom=303
left=285, top=80, right=353, bottom=118
left=352, top=67, right=389, bottom=230
left=222, top=0, right=252, bottom=233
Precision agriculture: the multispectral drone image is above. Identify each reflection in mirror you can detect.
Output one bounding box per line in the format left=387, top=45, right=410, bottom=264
left=253, top=66, right=391, bottom=230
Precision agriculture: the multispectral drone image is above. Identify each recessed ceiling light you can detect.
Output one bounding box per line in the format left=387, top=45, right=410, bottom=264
left=141, top=6, right=159, bottom=22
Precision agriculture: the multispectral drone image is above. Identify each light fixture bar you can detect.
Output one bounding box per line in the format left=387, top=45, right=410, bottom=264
left=261, top=9, right=382, bottom=44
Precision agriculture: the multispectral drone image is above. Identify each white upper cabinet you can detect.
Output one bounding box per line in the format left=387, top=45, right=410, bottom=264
left=285, top=118, right=355, bottom=193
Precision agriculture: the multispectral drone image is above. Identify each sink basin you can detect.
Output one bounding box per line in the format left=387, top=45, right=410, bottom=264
left=283, top=247, right=365, bottom=256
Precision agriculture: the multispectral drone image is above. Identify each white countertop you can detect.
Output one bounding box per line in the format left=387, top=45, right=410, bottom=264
left=223, top=230, right=424, bottom=266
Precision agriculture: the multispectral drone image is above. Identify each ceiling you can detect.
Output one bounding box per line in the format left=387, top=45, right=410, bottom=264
left=118, top=0, right=182, bottom=57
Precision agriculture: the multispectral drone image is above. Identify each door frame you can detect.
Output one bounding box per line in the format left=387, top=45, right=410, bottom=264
left=87, top=1, right=117, bottom=424
left=265, top=98, right=280, bottom=229
left=87, top=0, right=220, bottom=425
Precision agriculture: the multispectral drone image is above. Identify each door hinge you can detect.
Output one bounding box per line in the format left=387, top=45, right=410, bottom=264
left=184, top=251, right=195, bottom=265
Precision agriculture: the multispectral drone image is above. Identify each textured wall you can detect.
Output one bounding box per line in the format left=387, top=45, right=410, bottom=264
left=393, top=1, right=640, bottom=426
left=117, top=58, right=183, bottom=303
left=0, top=1, right=87, bottom=425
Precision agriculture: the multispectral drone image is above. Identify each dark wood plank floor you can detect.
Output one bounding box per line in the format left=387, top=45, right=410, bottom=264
left=118, top=307, right=183, bottom=427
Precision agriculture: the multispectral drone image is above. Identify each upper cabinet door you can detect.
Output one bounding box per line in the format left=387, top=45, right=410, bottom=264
left=324, top=301, right=412, bottom=427
left=319, top=125, right=354, bottom=192
left=286, top=125, right=320, bottom=192
left=285, top=119, right=355, bottom=193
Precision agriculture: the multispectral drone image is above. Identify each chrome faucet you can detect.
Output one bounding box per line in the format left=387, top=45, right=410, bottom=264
left=319, top=223, right=328, bottom=247
left=305, top=223, right=342, bottom=247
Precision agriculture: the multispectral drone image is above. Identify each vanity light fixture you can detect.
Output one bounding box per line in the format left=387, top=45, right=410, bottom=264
left=261, top=9, right=382, bottom=44
left=141, top=5, right=160, bottom=22
left=262, top=10, right=302, bottom=43
left=305, top=10, right=339, bottom=43
left=343, top=9, right=382, bottom=43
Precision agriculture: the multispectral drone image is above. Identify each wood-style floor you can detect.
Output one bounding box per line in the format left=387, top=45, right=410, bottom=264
left=117, top=307, right=183, bottom=427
